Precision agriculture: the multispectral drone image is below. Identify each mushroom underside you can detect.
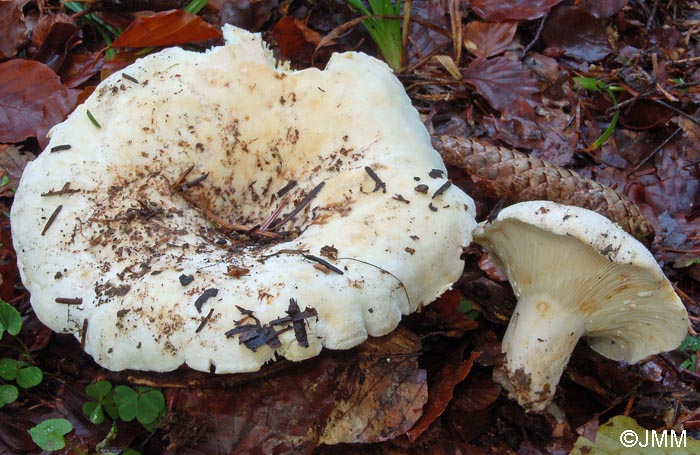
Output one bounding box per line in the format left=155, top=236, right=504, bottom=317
left=476, top=217, right=687, bottom=411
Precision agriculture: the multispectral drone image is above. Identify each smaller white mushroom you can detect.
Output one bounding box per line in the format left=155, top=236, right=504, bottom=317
left=473, top=201, right=688, bottom=412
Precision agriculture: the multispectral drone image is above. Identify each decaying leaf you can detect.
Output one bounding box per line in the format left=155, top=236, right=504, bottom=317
left=0, top=144, right=33, bottom=196
left=461, top=56, right=539, bottom=114
left=110, top=10, right=222, bottom=48
left=164, top=327, right=426, bottom=453
left=433, top=135, right=654, bottom=241
left=0, top=0, right=29, bottom=59
left=0, top=59, right=75, bottom=148
left=471, top=0, right=563, bottom=22
left=320, top=327, right=427, bottom=444
left=576, top=0, right=630, bottom=18
left=407, top=349, right=479, bottom=443
left=463, top=21, right=517, bottom=58
left=542, top=6, right=611, bottom=61
left=270, top=16, right=326, bottom=62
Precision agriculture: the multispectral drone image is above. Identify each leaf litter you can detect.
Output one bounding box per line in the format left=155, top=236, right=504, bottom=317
left=1, top=0, right=700, bottom=454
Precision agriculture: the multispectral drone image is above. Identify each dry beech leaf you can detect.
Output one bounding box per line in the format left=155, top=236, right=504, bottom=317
left=110, top=10, right=221, bottom=48
left=0, top=59, right=75, bottom=148
left=463, top=21, right=517, bottom=58
left=462, top=56, right=539, bottom=113
left=542, top=6, right=611, bottom=61
left=433, top=135, right=654, bottom=242
left=433, top=55, right=461, bottom=80
left=164, top=327, right=426, bottom=454
left=407, top=349, right=479, bottom=443
left=471, top=0, right=563, bottom=22
left=320, top=326, right=427, bottom=444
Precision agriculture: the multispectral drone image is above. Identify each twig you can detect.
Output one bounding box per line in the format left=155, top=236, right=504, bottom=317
left=631, top=127, right=681, bottom=172
left=521, top=14, right=548, bottom=57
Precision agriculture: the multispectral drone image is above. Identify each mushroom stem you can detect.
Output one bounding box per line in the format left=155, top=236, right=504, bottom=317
left=498, top=294, right=585, bottom=412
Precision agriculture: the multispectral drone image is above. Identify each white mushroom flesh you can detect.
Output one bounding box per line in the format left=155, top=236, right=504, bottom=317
left=11, top=26, right=477, bottom=374
left=474, top=201, right=688, bottom=412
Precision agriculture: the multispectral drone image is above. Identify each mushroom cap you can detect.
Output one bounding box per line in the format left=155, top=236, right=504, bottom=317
left=474, top=200, right=688, bottom=363
left=11, top=25, right=476, bottom=374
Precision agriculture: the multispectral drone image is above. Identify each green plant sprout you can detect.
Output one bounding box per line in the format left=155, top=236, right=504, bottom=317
left=82, top=380, right=163, bottom=452
left=458, top=297, right=480, bottom=320
left=29, top=418, right=74, bottom=451
left=573, top=76, right=624, bottom=150
left=84, top=380, right=166, bottom=428
left=63, top=2, right=123, bottom=59
left=346, top=0, right=404, bottom=71
left=0, top=300, right=43, bottom=408
left=680, top=335, right=700, bottom=371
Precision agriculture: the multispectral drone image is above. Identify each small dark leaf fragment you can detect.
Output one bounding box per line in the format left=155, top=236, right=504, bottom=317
left=415, top=184, right=429, bottom=194
left=194, top=288, right=218, bottom=313
left=392, top=194, right=410, bottom=204
left=364, top=166, right=387, bottom=193
left=179, top=274, right=194, bottom=286
left=432, top=180, right=452, bottom=199
left=429, top=169, right=445, bottom=178
left=429, top=202, right=438, bottom=212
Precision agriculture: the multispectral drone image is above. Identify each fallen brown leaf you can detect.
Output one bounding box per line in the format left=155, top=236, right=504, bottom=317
left=163, top=327, right=426, bottom=454
left=0, top=59, right=76, bottom=148
left=462, top=56, right=539, bottom=115
left=0, top=0, right=29, bottom=59
left=542, top=6, right=611, bottom=62
left=406, top=349, right=479, bottom=442
left=463, top=21, right=517, bottom=59
left=471, top=0, right=563, bottom=22
left=110, top=10, right=222, bottom=48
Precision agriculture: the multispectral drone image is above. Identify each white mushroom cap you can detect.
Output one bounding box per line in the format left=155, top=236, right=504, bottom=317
left=473, top=201, right=688, bottom=412
left=11, top=25, right=476, bottom=374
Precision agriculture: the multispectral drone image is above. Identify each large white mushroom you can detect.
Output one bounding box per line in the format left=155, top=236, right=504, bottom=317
left=11, top=25, right=476, bottom=374
left=473, top=201, right=688, bottom=412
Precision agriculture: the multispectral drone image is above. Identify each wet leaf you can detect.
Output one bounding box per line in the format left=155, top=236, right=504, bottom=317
left=463, top=21, right=517, bottom=58
left=471, top=0, right=563, bottom=22
left=577, top=0, right=630, bottom=18
left=542, top=6, right=611, bottom=61
left=0, top=300, right=21, bottom=338
left=618, top=99, right=675, bottom=130
left=462, top=56, right=539, bottom=113
left=407, top=350, right=479, bottom=442
left=217, top=0, right=279, bottom=32
left=166, top=328, right=426, bottom=453
left=110, top=10, right=222, bottom=48
left=29, top=14, right=81, bottom=72
left=0, top=0, right=29, bottom=59
left=270, top=16, right=325, bottom=62
left=0, top=59, right=76, bottom=148
left=28, top=418, right=73, bottom=451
